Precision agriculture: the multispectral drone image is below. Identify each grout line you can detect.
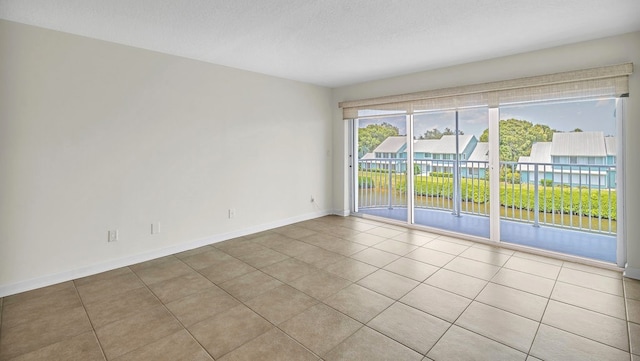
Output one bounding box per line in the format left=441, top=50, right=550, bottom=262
left=71, top=279, right=109, bottom=361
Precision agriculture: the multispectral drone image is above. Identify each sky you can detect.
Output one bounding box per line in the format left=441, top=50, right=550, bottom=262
left=358, top=98, right=618, bottom=138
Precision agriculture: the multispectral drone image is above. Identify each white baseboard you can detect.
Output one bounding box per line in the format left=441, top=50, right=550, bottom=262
left=332, top=209, right=350, bottom=217
left=0, top=210, right=329, bottom=298
left=624, top=266, right=640, bottom=280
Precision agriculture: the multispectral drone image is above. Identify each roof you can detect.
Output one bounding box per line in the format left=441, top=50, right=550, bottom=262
left=373, top=136, right=406, bottom=153
left=468, top=142, right=490, bottom=162
left=550, top=132, right=607, bottom=157
left=605, top=137, right=617, bottom=156
left=361, top=152, right=376, bottom=160
left=414, top=135, right=476, bottom=154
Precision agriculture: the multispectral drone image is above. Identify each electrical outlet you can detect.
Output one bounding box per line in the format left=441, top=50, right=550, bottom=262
left=108, top=229, right=118, bottom=242
left=151, top=222, right=160, bottom=235
left=228, top=208, right=236, bottom=219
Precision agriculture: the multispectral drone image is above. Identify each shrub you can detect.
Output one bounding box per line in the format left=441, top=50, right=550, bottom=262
left=358, top=176, right=374, bottom=188
left=540, top=179, right=553, bottom=187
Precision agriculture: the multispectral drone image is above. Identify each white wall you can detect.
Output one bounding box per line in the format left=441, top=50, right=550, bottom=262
left=332, top=31, right=640, bottom=274
left=0, top=20, right=333, bottom=296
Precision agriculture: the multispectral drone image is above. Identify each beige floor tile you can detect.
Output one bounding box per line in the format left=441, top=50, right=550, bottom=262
left=629, top=322, right=640, bottom=355
left=9, top=331, right=104, bottom=361
left=219, top=270, right=283, bottom=302
left=558, top=267, right=623, bottom=296
left=245, top=285, right=317, bottom=324
left=551, top=281, right=626, bottom=319
left=219, top=328, right=318, bottom=361
left=324, top=258, right=378, bottom=282
left=301, top=233, right=345, bottom=248
left=316, top=238, right=367, bottom=257
left=629, top=298, right=640, bottom=324
left=459, top=247, right=512, bottom=266
left=271, top=239, right=319, bottom=258
left=366, top=226, right=405, bottom=238
left=368, top=302, right=450, bottom=354
left=350, top=248, right=400, bottom=268
left=423, top=239, right=470, bottom=255
left=391, top=232, right=437, bottom=246
left=455, top=302, right=538, bottom=353
left=74, top=267, right=132, bottom=287
left=272, top=225, right=317, bottom=240
left=289, top=270, right=352, bottom=300
left=530, top=324, right=630, bottom=361
left=222, top=242, right=266, bottom=259
left=174, top=245, right=215, bottom=260
left=383, top=258, right=438, bottom=281
left=128, top=256, right=180, bottom=272
left=198, top=258, right=256, bottom=284
left=95, top=305, right=182, bottom=360
left=113, top=330, right=212, bottom=361
left=373, top=239, right=418, bottom=256
left=1, top=286, right=82, bottom=329
left=527, top=357, right=544, bottom=361
left=252, top=233, right=296, bottom=249
left=563, top=261, right=622, bottom=279
left=357, top=269, right=419, bottom=300
left=147, top=271, right=213, bottom=303
left=504, top=257, right=561, bottom=279
left=165, top=287, right=239, bottom=327
left=626, top=278, right=640, bottom=301
left=436, top=235, right=475, bottom=246
left=189, top=304, right=273, bottom=359
left=444, top=257, right=501, bottom=281
left=325, top=326, right=423, bottom=361
left=345, top=233, right=387, bottom=247
left=476, top=283, right=548, bottom=321
left=76, top=272, right=144, bottom=305
left=469, top=243, right=514, bottom=255
left=233, top=246, right=290, bottom=269
left=329, top=226, right=363, bottom=239
left=280, top=304, right=362, bottom=356
left=294, top=246, right=347, bottom=268
left=180, top=248, right=233, bottom=270
left=261, top=258, right=319, bottom=283
left=425, top=269, right=487, bottom=299
left=512, top=251, right=564, bottom=266
left=84, top=287, right=162, bottom=328
left=400, top=283, right=471, bottom=322
left=491, top=268, right=555, bottom=297
left=0, top=306, right=93, bottom=360
left=133, top=259, right=194, bottom=285
left=427, top=325, right=527, bottom=361
left=324, top=284, right=394, bottom=323
left=3, top=281, right=75, bottom=306
left=542, top=300, right=629, bottom=351
left=405, top=247, right=456, bottom=267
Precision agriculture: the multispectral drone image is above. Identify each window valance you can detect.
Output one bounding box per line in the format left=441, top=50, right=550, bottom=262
left=339, top=63, right=633, bottom=119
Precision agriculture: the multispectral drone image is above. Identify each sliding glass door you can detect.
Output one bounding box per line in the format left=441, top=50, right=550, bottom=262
left=411, top=108, right=490, bottom=238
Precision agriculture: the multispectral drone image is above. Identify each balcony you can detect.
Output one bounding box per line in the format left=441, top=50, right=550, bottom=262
left=357, top=158, right=617, bottom=263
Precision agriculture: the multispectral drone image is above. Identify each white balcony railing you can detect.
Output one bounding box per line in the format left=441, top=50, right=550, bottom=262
left=357, top=158, right=617, bottom=235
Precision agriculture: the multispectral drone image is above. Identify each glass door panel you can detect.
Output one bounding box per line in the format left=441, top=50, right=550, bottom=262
left=498, top=98, right=618, bottom=262
left=411, top=108, right=490, bottom=238
left=355, top=115, right=408, bottom=222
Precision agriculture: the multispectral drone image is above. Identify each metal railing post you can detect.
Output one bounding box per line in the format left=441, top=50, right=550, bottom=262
left=533, top=164, right=540, bottom=227
left=388, top=159, right=393, bottom=209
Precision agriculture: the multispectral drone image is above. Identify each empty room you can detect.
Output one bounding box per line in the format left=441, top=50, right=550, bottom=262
left=1, top=1, right=640, bottom=360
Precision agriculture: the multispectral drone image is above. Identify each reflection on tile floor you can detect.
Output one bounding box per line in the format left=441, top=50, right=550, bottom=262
left=0, top=215, right=637, bottom=360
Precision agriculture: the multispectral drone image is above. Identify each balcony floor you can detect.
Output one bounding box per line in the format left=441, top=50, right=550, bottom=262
left=358, top=207, right=616, bottom=263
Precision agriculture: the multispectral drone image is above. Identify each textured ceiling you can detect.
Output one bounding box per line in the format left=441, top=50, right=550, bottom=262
left=1, top=0, right=639, bottom=87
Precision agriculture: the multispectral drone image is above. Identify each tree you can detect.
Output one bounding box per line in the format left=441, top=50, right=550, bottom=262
left=572, top=128, right=583, bottom=132
left=479, top=119, right=555, bottom=162
left=358, top=122, right=399, bottom=157
left=418, top=127, right=463, bottom=140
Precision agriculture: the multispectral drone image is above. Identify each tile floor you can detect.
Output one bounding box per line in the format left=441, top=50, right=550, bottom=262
left=1, top=215, right=639, bottom=360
